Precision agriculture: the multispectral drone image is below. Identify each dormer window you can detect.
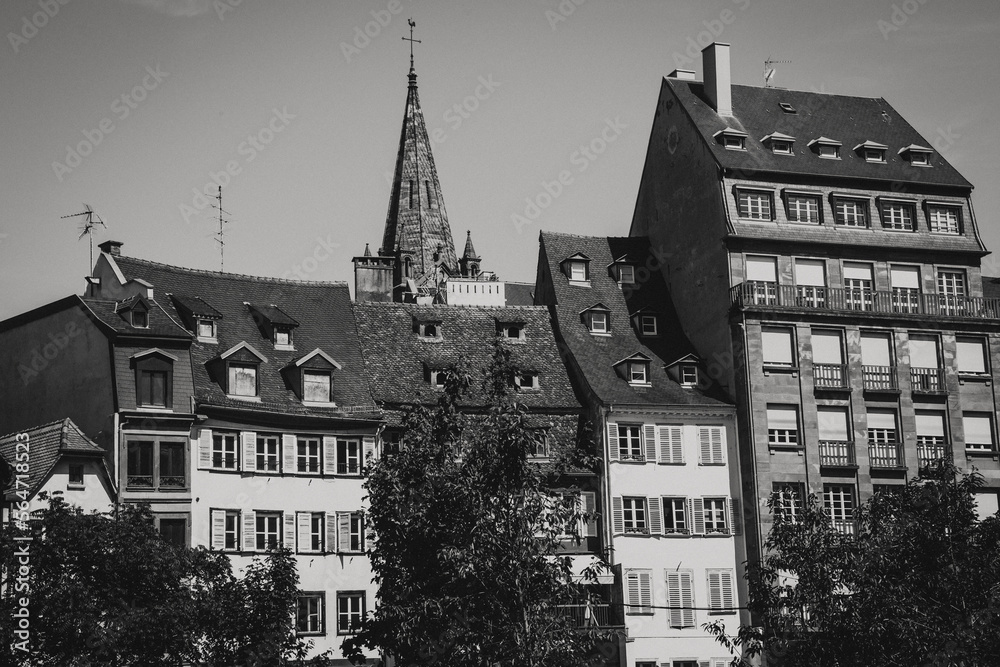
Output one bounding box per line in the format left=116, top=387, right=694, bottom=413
left=628, top=361, right=649, bottom=385
left=514, top=372, right=539, bottom=390
left=809, top=137, right=842, bottom=160
left=247, top=303, right=299, bottom=350
left=132, top=349, right=177, bottom=409
left=274, top=328, right=293, bottom=349
left=561, top=253, right=592, bottom=285
left=218, top=341, right=267, bottom=400
left=865, top=148, right=886, bottom=163
left=779, top=102, right=797, bottom=114
left=415, top=320, right=443, bottom=339
left=228, top=363, right=258, bottom=397
left=582, top=304, right=611, bottom=335
left=715, top=128, right=748, bottom=151
left=616, top=264, right=635, bottom=284
left=287, top=348, right=341, bottom=406
left=910, top=152, right=930, bottom=166
left=680, top=364, right=699, bottom=386
left=899, top=144, right=933, bottom=167
left=855, top=140, right=888, bottom=163
left=197, top=319, right=216, bottom=340
left=639, top=314, right=658, bottom=336
left=498, top=322, right=525, bottom=341
left=131, top=309, right=148, bottom=328
left=303, top=370, right=332, bottom=403
left=762, top=132, right=796, bottom=155
left=426, top=368, right=446, bottom=388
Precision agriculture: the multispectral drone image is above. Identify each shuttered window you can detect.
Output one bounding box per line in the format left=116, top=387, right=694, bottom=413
left=963, top=414, right=995, bottom=451
left=746, top=256, right=777, bottom=282
left=658, top=425, right=684, bottom=464
left=665, top=570, right=696, bottom=627
left=625, top=570, right=652, bottom=614
left=707, top=569, right=736, bottom=613
left=909, top=335, right=940, bottom=369
left=812, top=330, right=844, bottom=365
left=698, top=426, right=725, bottom=464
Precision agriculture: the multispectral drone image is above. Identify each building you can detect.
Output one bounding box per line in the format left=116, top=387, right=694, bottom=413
left=534, top=231, right=745, bottom=667
left=630, top=42, right=1000, bottom=566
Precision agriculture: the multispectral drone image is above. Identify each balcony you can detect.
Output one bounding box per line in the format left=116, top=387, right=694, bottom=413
left=869, top=442, right=905, bottom=469
left=730, top=282, right=1000, bottom=320
left=862, top=365, right=898, bottom=391
left=830, top=519, right=856, bottom=535
left=557, top=603, right=614, bottom=628
left=911, top=367, right=946, bottom=394
left=814, top=364, right=849, bottom=389
left=917, top=442, right=949, bottom=469
left=819, top=440, right=856, bottom=467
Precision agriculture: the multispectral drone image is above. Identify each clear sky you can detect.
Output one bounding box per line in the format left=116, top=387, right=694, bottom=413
left=1, top=0, right=998, bottom=320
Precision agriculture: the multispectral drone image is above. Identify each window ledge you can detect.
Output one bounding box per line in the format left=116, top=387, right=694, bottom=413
left=568, top=280, right=591, bottom=288
left=197, top=336, right=218, bottom=344
left=965, top=448, right=997, bottom=456
left=588, top=331, right=612, bottom=337
left=628, top=382, right=653, bottom=388
left=226, top=394, right=261, bottom=402
left=698, top=462, right=726, bottom=467
left=134, top=406, right=174, bottom=413
left=763, top=365, right=799, bottom=374
left=657, top=461, right=686, bottom=466
left=67, top=484, right=85, bottom=490
left=274, top=344, right=295, bottom=351
left=303, top=401, right=338, bottom=408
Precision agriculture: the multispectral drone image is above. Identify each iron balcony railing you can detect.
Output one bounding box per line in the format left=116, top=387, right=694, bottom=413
left=911, top=367, right=946, bottom=393
left=869, top=442, right=905, bottom=469
left=819, top=440, right=856, bottom=467
left=556, top=603, right=614, bottom=628
left=830, top=519, right=856, bottom=535
left=917, top=442, right=949, bottom=468
left=862, top=365, right=898, bottom=391
left=730, top=282, right=1000, bottom=319
left=814, top=364, right=849, bottom=389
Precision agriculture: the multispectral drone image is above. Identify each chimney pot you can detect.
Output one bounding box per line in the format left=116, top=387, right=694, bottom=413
left=98, top=240, right=123, bottom=257
left=669, top=69, right=697, bottom=81
left=702, top=42, right=733, bottom=116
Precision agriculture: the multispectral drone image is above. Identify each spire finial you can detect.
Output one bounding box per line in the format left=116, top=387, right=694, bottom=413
left=402, top=18, right=421, bottom=75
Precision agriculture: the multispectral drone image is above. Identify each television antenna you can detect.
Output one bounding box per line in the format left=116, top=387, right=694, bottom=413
left=211, top=186, right=232, bottom=272
left=764, top=57, right=791, bottom=88
left=61, top=203, right=107, bottom=272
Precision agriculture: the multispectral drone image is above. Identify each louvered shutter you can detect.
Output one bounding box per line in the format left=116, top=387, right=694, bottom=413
left=626, top=572, right=640, bottom=611
left=691, top=498, right=706, bottom=535
left=198, top=428, right=213, bottom=469
left=727, top=497, right=741, bottom=535
left=210, top=509, right=226, bottom=550
left=337, top=512, right=352, bottom=553
left=721, top=570, right=735, bottom=611
left=282, top=434, right=296, bottom=473
left=638, top=571, right=652, bottom=614
left=325, top=512, right=337, bottom=553
left=699, top=427, right=712, bottom=464
left=322, top=436, right=337, bottom=475
left=647, top=496, right=662, bottom=535
left=363, top=436, right=377, bottom=472
left=698, top=661, right=710, bottom=667
left=713, top=659, right=730, bottom=667
left=643, top=424, right=656, bottom=462
left=708, top=571, right=723, bottom=611
left=296, top=512, right=311, bottom=553
left=666, top=571, right=683, bottom=627
left=611, top=496, right=624, bottom=534
left=582, top=491, right=597, bottom=537
left=241, top=431, right=256, bottom=472
left=283, top=512, right=295, bottom=550
left=680, top=571, right=696, bottom=626
left=242, top=510, right=256, bottom=552
left=710, top=427, right=724, bottom=463
left=607, top=423, right=619, bottom=461
left=659, top=425, right=683, bottom=463
left=699, top=426, right=723, bottom=464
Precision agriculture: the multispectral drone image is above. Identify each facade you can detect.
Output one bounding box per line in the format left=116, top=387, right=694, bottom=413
left=630, top=42, right=1000, bottom=564
left=535, top=231, right=745, bottom=667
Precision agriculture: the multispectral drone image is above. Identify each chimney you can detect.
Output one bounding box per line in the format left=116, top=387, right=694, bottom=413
left=668, top=69, right=697, bottom=81
left=702, top=42, right=732, bottom=116
left=98, top=240, right=122, bottom=257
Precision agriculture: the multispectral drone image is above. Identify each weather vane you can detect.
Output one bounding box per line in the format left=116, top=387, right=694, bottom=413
left=402, top=18, right=420, bottom=72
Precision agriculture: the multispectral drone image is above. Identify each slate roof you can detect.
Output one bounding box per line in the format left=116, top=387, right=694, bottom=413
left=666, top=80, right=972, bottom=189
left=353, top=302, right=580, bottom=410
left=538, top=231, right=728, bottom=407
left=504, top=282, right=536, bottom=306
left=0, top=418, right=106, bottom=499
left=110, top=255, right=377, bottom=417
left=81, top=296, right=191, bottom=339
left=983, top=276, right=1000, bottom=301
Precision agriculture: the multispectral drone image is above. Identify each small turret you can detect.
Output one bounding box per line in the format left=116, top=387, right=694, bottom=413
left=460, top=230, right=481, bottom=278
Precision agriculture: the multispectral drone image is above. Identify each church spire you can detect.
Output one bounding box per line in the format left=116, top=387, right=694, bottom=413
left=381, top=21, right=458, bottom=281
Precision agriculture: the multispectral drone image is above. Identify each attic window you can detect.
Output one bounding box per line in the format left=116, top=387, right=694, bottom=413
left=228, top=362, right=258, bottom=397
left=274, top=328, right=293, bottom=349
left=865, top=148, right=886, bottom=163
left=583, top=308, right=610, bottom=335
left=628, top=361, right=650, bottom=386
left=910, top=152, right=930, bottom=166
left=569, top=261, right=589, bottom=282
left=779, top=102, right=797, bottom=114
left=303, top=370, right=333, bottom=403
left=427, top=369, right=446, bottom=388
left=197, top=320, right=216, bottom=340
left=498, top=322, right=525, bottom=341
left=514, top=372, right=539, bottom=390
left=616, top=265, right=635, bottom=284
left=818, top=145, right=840, bottom=159
left=638, top=314, right=658, bottom=336
left=680, top=364, right=699, bottom=386
left=131, top=310, right=148, bottom=328
left=416, top=321, right=442, bottom=339
left=724, top=135, right=746, bottom=151
left=771, top=140, right=793, bottom=155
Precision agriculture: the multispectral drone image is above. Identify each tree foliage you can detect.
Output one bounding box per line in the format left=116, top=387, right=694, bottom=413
left=707, top=463, right=1000, bottom=666
left=0, top=497, right=322, bottom=666
left=344, top=341, right=613, bottom=666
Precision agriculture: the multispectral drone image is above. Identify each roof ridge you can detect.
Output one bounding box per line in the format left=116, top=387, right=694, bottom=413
left=0, top=417, right=69, bottom=442
left=114, top=255, right=349, bottom=287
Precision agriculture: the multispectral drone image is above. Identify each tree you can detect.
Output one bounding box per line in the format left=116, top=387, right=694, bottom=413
left=343, top=342, right=614, bottom=667
left=0, top=497, right=322, bottom=666
left=706, top=463, right=1000, bottom=666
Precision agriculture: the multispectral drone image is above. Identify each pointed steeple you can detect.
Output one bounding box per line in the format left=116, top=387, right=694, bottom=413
left=460, top=230, right=481, bottom=278
left=381, top=38, right=458, bottom=281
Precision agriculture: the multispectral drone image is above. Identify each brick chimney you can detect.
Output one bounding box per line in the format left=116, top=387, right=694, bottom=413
left=702, top=42, right=732, bottom=116
left=98, top=240, right=122, bottom=257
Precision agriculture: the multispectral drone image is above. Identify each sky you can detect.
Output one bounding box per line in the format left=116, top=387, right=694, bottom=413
left=1, top=0, right=998, bottom=320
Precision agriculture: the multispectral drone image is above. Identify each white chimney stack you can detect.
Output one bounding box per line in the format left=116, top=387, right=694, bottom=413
left=702, top=42, right=732, bottom=116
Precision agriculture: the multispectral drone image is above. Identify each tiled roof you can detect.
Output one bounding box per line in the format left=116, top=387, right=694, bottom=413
left=81, top=297, right=191, bottom=338
left=983, top=276, right=1000, bottom=301
left=170, top=294, right=222, bottom=319
left=0, top=418, right=105, bottom=498
left=110, top=256, right=377, bottom=416
left=539, top=231, right=728, bottom=407
left=353, top=302, right=580, bottom=410
left=667, top=80, right=972, bottom=189
left=504, top=282, right=536, bottom=306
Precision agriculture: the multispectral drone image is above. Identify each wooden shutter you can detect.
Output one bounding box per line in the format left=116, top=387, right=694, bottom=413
left=242, top=510, right=256, bottom=552
left=680, top=571, right=696, bottom=626
left=666, top=571, right=683, bottom=627
left=607, top=423, right=619, bottom=461
left=638, top=571, right=652, bottom=614
left=720, top=570, right=735, bottom=610
left=325, top=512, right=337, bottom=553
left=282, top=434, right=296, bottom=473
left=658, top=425, right=683, bottom=464
left=323, top=435, right=337, bottom=475
left=647, top=496, right=662, bottom=535
left=210, top=509, right=226, bottom=550
left=582, top=491, right=597, bottom=537
left=198, top=428, right=213, bottom=469
left=727, top=497, right=741, bottom=535
left=611, top=496, right=624, bottom=534
left=337, top=512, right=352, bottom=553
left=643, top=424, right=656, bottom=461
left=708, top=571, right=723, bottom=611
left=690, top=498, right=706, bottom=535
left=241, top=431, right=256, bottom=473
left=296, top=512, right=311, bottom=553
left=710, top=427, right=724, bottom=463
left=363, top=436, right=376, bottom=472
left=699, top=426, right=723, bottom=464
left=626, top=571, right=640, bottom=610
left=283, top=512, right=296, bottom=550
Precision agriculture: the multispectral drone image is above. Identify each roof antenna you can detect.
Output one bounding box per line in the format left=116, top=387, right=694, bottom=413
left=763, top=56, right=791, bottom=88
left=61, top=203, right=107, bottom=274
left=212, top=186, right=231, bottom=272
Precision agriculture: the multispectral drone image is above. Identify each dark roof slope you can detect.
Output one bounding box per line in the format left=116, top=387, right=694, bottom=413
left=111, top=256, right=377, bottom=416
left=504, top=282, right=536, bottom=306
left=81, top=297, right=191, bottom=338
left=353, top=303, right=579, bottom=410
left=0, top=418, right=105, bottom=498
left=539, top=231, right=727, bottom=407
left=667, top=80, right=972, bottom=189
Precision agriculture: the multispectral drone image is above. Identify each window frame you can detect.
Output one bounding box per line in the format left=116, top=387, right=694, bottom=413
left=196, top=319, right=217, bottom=340
left=337, top=438, right=362, bottom=476
left=296, top=435, right=321, bottom=475
left=963, top=413, right=996, bottom=453
left=68, top=463, right=85, bottom=488
left=832, top=196, right=870, bottom=228
left=767, top=405, right=800, bottom=448
left=817, top=144, right=841, bottom=159
left=823, top=483, right=856, bottom=533
left=736, top=188, right=775, bottom=221
left=638, top=314, right=658, bottom=336
left=877, top=198, right=917, bottom=231
left=125, top=436, right=188, bottom=491
left=416, top=321, right=442, bottom=339
left=498, top=322, right=525, bottom=341
left=130, top=308, right=149, bottom=328
left=707, top=569, right=737, bottom=615
left=227, top=361, right=259, bottom=398
left=302, top=369, right=334, bottom=404
left=273, top=327, right=293, bottom=349
left=761, top=326, right=796, bottom=369
left=296, top=592, right=326, bottom=636
left=616, top=264, right=635, bottom=284
left=617, top=424, right=644, bottom=461
left=622, top=496, right=648, bottom=534
left=925, top=203, right=962, bottom=235
left=956, top=336, right=989, bottom=376
left=662, top=497, right=688, bottom=534
left=772, top=482, right=805, bottom=524
left=703, top=497, right=729, bottom=534
left=586, top=310, right=609, bottom=334
left=567, top=260, right=590, bottom=283
left=255, top=433, right=281, bottom=473
left=679, top=364, right=698, bottom=386
left=784, top=191, right=822, bottom=224
left=255, top=511, right=282, bottom=551
left=336, top=591, right=366, bottom=635
left=627, top=361, right=650, bottom=386
left=211, top=431, right=239, bottom=471
left=135, top=354, right=173, bottom=409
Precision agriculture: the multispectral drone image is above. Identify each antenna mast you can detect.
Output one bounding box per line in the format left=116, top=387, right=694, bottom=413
left=212, top=186, right=231, bottom=272
left=61, top=204, right=107, bottom=274
left=763, top=56, right=791, bottom=87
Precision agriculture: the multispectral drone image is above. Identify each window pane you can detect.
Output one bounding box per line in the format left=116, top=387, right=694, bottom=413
left=843, top=263, right=873, bottom=281
left=746, top=256, right=777, bottom=282
left=964, top=415, right=994, bottom=446
left=909, top=336, right=939, bottom=368
left=127, top=441, right=154, bottom=476
left=860, top=334, right=892, bottom=366
left=915, top=412, right=945, bottom=437
left=812, top=331, right=843, bottom=364
left=794, top=259, right=825, bottom=287
left=158, top=518, right=186, bottom=547
left=890, top=266, right=921, bottom=289
left=767, top=407, right=798, bottom=430
left=817, top=407, right=850, bottom=441
left=762, top=328, right=794, bottom=365
left=974, top=492, right=999, bottom=521
left=303, top=371, right=331, bottom=402
left=867, top=410, right=897, bottom=431
left=957, top=338, right=987, bottom=374
left=230, top=364, right=257, bottom=396
left=160, top=442, right=185, bottom=485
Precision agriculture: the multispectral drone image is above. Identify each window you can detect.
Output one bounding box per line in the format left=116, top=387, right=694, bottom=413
left=499, top=322, right=525, bottom=340
left=812, top=329, right=846, bottom=388
left=890, top=265, right=921, bottom=313
left=910, top=334, right=943, bottom=392
left=833, top=197, right=869, bottom=227
left=296, top=436, right=320, bottom=474
left=197, top=319, right=216, bottom=339
left=794, top=259, right=826, bottom=307
left=843, top=262, right=874, bottom=311
left=427, top=369, right=446, bottom=388
left=767, top=405, right=799, bottom=447
left=745, top=255, right=778, bottom=304
left=568, top=261, right=589, bottom=282
left=135, top=354, right=173, bottom=408
left=860, top=332, right=895, bottom=390
left=662, top=497, right=688, bottom=534
left=737, top=189, right=773, bottom=221
left=625, top=570, right=652, bottom=615
left=910, top=151, right=931, bottom=166
left=131, top=309, right=148, bottom=328
left=418, top=321, right=441, bottom=338
left=68, top=463, right=84, bottom=487
left=615, top=424, right=643, bottom=461
left=212, top=432, right=238, bottom=470
left=818, top=144, right=840, bottom=159
left=622, top=497, right=648, bottom=534
left=337, top=438, right=362, bottom=475
left=772, top=483, right=804, bottom=524
left=126, top=438, right=186, bottom=490
left=707, top=570, right=736, bottom=614
left=514, top=372, right=539, bottom=390
left=937, top=270, right=967, bottom=304
left=785, top=193, right=821, bottom=223
left=158, top=518, right=186, bottom=547
left=211, top=509, right=241, bottom=551
left=296, top=593, right=325, bottom=635
left=337, top=511, right=365, bottom=553
left=698, top=426, right=725, bottom=465
left=867, top=410, right=900, bottom=467
left=927, top=205, right=961, bottom=234
left=916, top=412, right=948, bottom=467
left=865, top=148, right=886, bottom=163
left=818, top=407, right=852, bottom=463
left=585, top=310, right=609, bottom=334
left=337, top=592, right=365, bottom=635
left=879, top=199, right=916, bottom=231
left=529, top=430, right=550, bottom=459
left=679, top=364, right=698, bottom=386
left=957, top=337, right=988, bottom=375
left=665, top=571, right=696, bottom=628
left=762, top=327, right=795, bottom=367
left=974, top=491, right=999, bottom=521
left=658, top=425, right=683, bottom=464
left=771, top=139, right=793, bottom=155
left=256, top=512, right=282, bottom=550
left=963, top=413, right=995, bottom=452
left=723, top=135, right=746, bottom=150
left=228, top=362, right=258, bottom=397
left=703, top=497, right=728, bottom=533
left=628, top=361, right=649, bottom=385
left=256, top=434, right=280, bottom=472
left=297, top=512, right=324, bottom=553
left=617, top=264, right=635, bottom=284
left=303, top=370, right=333, bottom=403
left=823, top=484, right=855, bottom=534
left=638, top=314, right=657, bottom=336
left=274, top=328, right=292, bottom=347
